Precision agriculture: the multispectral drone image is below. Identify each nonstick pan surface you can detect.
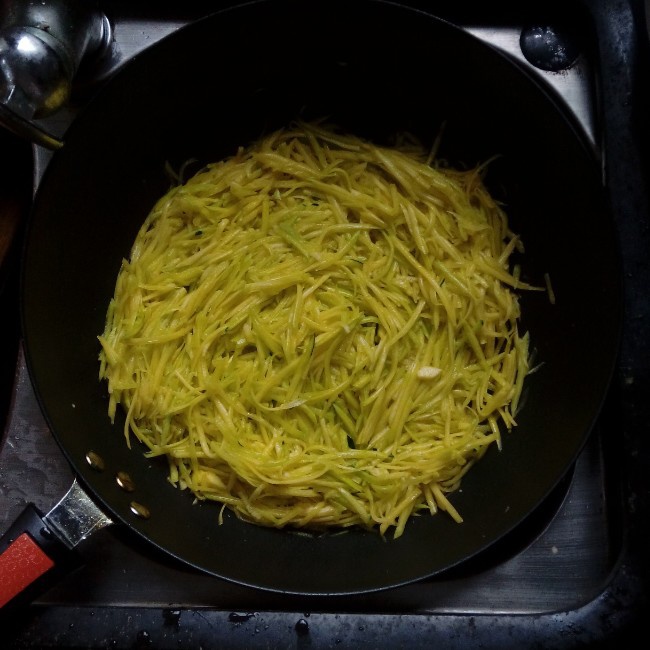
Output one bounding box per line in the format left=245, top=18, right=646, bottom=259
left=20, top=0, right=621, bottom=595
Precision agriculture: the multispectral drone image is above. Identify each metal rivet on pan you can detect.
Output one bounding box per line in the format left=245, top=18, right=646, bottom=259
left=85, top=450, right=105, bottom=471
left=129, top=501, right=151, bottom=519
left=115, top=471, right=135, bottom=492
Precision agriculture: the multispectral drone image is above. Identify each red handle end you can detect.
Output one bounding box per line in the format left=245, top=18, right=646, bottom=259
left=0, top=533, right=55, bottom=607
left=0, top=504, right=81, bottom=611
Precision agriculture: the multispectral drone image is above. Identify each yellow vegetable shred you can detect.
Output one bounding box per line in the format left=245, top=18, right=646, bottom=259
left=98, top=122, right=538, bottom=538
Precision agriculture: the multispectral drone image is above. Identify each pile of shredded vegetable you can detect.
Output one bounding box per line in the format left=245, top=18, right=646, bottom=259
left=98, top=121, right=538, bottom=538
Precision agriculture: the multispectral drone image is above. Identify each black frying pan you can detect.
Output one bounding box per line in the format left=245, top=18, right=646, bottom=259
left=5, top=0, right=622, bottom=597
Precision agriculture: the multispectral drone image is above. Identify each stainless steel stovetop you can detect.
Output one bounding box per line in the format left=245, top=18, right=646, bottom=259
left=1, top=2, right=648, bottom=648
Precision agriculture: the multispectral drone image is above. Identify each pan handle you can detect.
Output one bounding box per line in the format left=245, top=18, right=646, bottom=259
left=0, top=504, right=81, bottom=611
left=0, top=480, right=112, bottom=611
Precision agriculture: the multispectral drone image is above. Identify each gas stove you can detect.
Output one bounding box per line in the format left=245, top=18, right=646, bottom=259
left=1, top=2, right=648, bottom=648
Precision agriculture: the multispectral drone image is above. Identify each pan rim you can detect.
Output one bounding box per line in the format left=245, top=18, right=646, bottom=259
left=19, top=0, right=623, bottom=596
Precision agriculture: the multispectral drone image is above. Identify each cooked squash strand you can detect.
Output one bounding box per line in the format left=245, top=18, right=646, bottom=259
left=98, top=122, right=536, bottom=538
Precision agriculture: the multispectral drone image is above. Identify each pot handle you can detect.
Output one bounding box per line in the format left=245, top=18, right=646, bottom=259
left=0, top=479, right=112, bottom=611
left=0, top=504, right=81, bottom=611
